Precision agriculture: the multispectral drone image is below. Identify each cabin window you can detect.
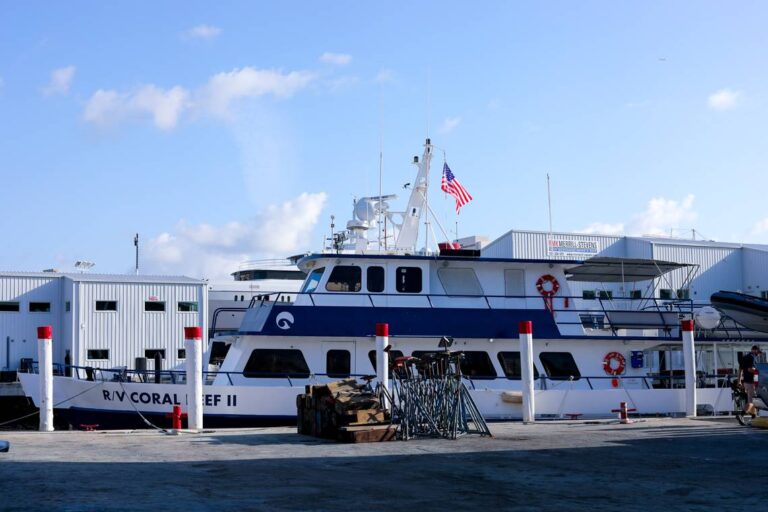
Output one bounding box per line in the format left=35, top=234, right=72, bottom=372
left=145, top=349, right=165, bottom=360
left=0, top=302, right=20, bottom=312
left=177, top=349, right=186, bottom=359
left=498, top=352, right=540, bottom=379
left=95, top=300, right=117, bottom=311
left=87, top=349, right=109, bottom=360
left=579, top=314, right=606, bottom=329
left=676, top=289, right=690, bottom=300
left=367, top=266, right=385, bottom=293
left=326, top=350, right=351, bottom=378
left=630, top=290, right=642, bottom=300
left=412, top=350, right=497, bottom=379
left=368, top=350, right=405, bottom=371
left=396, top=267, right=422, bottom=293
left=29, top=302, right=51, bottom=313
left=301, top=267, right=325, bottom=293
left=208, top=341, right=231, bottom=364
left=144, top=301, right=166, bottom=312
left=762, top=291, right=768, bottom=300
left=325, top=266, right=362, bottom=292
left=598, top=291, right=613, bottom=300
left=438, top=268, right=483, bottom=295
left=659, top=289, right=673, bottom=300
left=539, top=352, right=580, bottom=380
left=178, top=301, right=198, bottom=312
left=504, top=269, right=525, bottom=296
left=582, top=290, right=596, bottom=300
left=243, top=349, right=310, bottom=378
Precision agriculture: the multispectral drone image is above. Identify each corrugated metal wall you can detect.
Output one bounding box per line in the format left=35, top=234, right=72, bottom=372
left=482, top=230, right=625, bottom=260
left=73, top=280, right=207, bottom=369
left=651, top=243, right=743, bottom=301
left=742, top=247, right=768, bottom=296
left=0, top=275, right=62, bottom=369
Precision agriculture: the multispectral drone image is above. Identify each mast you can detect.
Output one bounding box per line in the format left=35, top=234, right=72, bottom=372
left=394, top=138, right=433, bottom=252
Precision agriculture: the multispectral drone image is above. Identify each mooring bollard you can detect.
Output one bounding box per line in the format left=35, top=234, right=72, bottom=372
left=37, top=325, right=54, bottom=432
left=375, top=323, right=390, bottom=409
left=519, top=320, right=535, bottom=424
left=184, top=326, right=203, bottom=431
left=682, top=319, right=697, bottom=417
left=612, top=401, right=637, bottom=424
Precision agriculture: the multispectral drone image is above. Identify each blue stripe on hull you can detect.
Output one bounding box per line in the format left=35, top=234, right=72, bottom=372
left=246, top=305, right=561, bottom=338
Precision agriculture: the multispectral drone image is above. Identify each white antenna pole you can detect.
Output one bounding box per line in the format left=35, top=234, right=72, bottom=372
left=378, top=84, right=384, bottom=251
left=546, top=173, right=553, bottom=234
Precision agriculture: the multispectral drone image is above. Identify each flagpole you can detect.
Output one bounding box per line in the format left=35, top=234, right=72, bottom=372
left=547, top=173, right=553, bottom=235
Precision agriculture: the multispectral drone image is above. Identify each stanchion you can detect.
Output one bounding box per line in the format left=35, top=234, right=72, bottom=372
left=184, top=326, right=203, bottom=431
left=519, top=321, right=535, bottom=424
left=37, top=326, right=54, bottom=432
left=375, top=323, right=390, bottom=409
left=682, top=319, right=697, bottom=417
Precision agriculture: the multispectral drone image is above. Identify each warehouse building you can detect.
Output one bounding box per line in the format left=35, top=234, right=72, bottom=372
left=0, top=272, right=207, bottom=372
left=482, top=229, right=768, bottom=303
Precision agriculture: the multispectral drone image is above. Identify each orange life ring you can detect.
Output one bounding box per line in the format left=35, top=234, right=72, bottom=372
left=536, top=274, right=560, bottom=297
left=603, top=352, right=626, bottom=376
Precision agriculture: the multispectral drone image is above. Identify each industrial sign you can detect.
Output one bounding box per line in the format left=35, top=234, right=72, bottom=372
left=547, top=238, right=599, bottom=257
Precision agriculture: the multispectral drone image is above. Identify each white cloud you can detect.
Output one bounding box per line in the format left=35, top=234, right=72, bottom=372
left=42, top=65, right=75, bottom=96
left=375, top=69, right=394, bottom=83
left=438, top=116, right=461, bottom=134
left=144, top=192, right=327, bottom=279
left=319, top=52, right=352, bottom=66
left=185, top=24, right=222, bottom=40
left=707, top=88, right=740, bottom=110
left=83, top=85, right=190, bottom=130
left=580, top=195, right=698, bottom=237
left=752, top=218, right=768, bottom=235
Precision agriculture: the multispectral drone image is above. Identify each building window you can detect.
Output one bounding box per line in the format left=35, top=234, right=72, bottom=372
left=144, top=301, right=166, bottom=312
left=177, top=349, right=186, bottom=359
left=396, top=267, right=422, bottom=293
left=29, top=302, right=51, bottom=313
left=539, top=352, right=580, bottom=380
left=87, top=349, right=109, bottom=360
left=367, top=266, right=385, bottom=293
left=95, top=301, right=117, bottom=311
left=659, top=289, right=673, bottom=300
left=412, top=351, right=497, bottom=380
left=498, top=352, right=539, bottom=379
left=582, top=290, right=596, bottom=300
left=0, top=302, right=20, bottom=312
left=178, top=301, right=198, bottom=312
left=368, top=350, right=405, bottom=371
left=326, top=350, right=351, bottom=378
left=325, top=266, right=362, bottom=292
left=145, top=349, right=166, bottom=359
left=65, top=301, right=71, bottom=312
left=243, top=349, right=310, bottom=378
left=300, top=267, right=325, bottom=293
left=437, top=268, right=484, bottom=296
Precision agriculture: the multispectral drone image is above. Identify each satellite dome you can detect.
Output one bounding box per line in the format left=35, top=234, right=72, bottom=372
left=354, top=198, right=377, bottom=222
left=694, top=306, right=721, bottom=330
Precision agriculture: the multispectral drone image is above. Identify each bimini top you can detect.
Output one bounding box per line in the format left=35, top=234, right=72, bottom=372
left=564, top=257, right=693, bottom=282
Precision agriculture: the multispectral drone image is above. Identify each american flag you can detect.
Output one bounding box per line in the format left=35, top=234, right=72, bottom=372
left=440, top=163, right=473, bottom=213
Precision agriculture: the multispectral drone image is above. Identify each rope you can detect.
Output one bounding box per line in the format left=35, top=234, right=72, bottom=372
left=0, top=380, right=106, bottom=428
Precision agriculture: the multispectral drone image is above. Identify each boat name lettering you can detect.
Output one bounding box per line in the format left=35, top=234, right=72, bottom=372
left=101, top=390, right=237, bottom=407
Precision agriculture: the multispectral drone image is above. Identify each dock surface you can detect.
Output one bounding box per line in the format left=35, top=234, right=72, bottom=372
left=1, top=417, right=766, bottom=511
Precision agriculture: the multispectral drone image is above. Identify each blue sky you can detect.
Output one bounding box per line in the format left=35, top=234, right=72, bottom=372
left=1, top=2, right=766, bottom=278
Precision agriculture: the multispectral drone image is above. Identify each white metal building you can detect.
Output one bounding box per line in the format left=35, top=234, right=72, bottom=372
left=482, top=229, right=768, bottom=302
left=0, top=272, right=207, bottom=371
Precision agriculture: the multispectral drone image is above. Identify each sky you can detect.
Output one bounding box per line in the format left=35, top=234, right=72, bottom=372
left=1, top=2, right=767, bottom=279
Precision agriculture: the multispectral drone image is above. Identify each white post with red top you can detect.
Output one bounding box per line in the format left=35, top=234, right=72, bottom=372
left=519, top=320, right=535, bottom=424
left=37, top=325, right=54, bottom=432
left=185, top=326, right=204, bottom=431
left=375, top=323, right=390, bottom=409
left=682, top=319, right=697, bottom=417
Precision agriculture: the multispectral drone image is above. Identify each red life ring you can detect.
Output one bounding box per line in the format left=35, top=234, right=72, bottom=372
left=536, top=274, right=560, bottom=297
left=603, top=352, right=626, bottom=376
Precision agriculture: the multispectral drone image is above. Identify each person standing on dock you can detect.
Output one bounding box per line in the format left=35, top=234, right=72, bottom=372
left=739, top=345, right=762, bottom=417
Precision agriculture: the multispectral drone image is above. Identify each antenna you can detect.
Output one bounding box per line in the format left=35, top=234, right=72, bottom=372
left=378, top=82, right=384, bottom=251
left=546, top=173, right=553, bottom=234
left=134, top=233, right=139, bottom=275
left=426, top=66, right=431, bottom=139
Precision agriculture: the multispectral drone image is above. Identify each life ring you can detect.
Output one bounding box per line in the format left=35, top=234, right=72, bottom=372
left=536, top=274, right=560, bottom=297
left=603, top=352, right=626, bottom=376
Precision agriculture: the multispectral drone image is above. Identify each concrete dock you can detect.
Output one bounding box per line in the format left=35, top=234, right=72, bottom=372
left=1, top=418, right=766, bottom=511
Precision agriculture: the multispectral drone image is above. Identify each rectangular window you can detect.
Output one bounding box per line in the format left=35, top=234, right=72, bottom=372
left=243, top=349, right=310, bottom=378
left=676, top=289, right=690, bottom=300
left=582, top=290, right=596, bottom=300
left=29, top=302, right=51, bottom=312
left=367, top=266, right=385, bottom=293
left=65, top=301, right=71, bottom=312
left=504, top=269, right=525, bottom=296
left=629, top=290, right=642, bottom=300
left=368, top=350, right=405, bottom=371
left=145, top=349, right=166, bottom=360
left=95, top=300, right=117, bottom=311
left=598, top=291, right=613, bottom=300
left=144, top=301, right=166, bottom=312
left=0, top=302, right=20, bottom=312
left=438, top=268, right=484, bottom=295
left=87, top=349, right=109, bottom=360
left=178, top=301, right=198, bottom=312
left=539, top=352, right=581, bottom=380
left=325, top=266, right=362, bottom=292
left=326, top=349, right=351, bottom=378
left=762, top=291, right=768, bottom=300
left=177, top=349, right=186, bottom=359
left=396, top=267, right=422, bottom=293
left=659, top=289, right=673, bottom=300
left=579, top=314, right=606, bottom=329
left=498, top=352, right=539, bottom=379
left=412, top=351, right=497, bottom=379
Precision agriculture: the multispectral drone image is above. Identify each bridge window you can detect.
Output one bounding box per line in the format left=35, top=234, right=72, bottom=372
left=243, top=349, right=310, bottom=378
left=301, top=267, right=325, bottom=293
left=504, top=269, right=525, bottom=296
left=326, top=350, right=351, bottom=378
left=498, top=352, right=539, bottom=379
left=367, top=266, right=385, bottom=293
left=326, top=266, right=362, bottom=292
left=396, top=267, right=422, bottom=293
left=659, top=289, right=673, bottom=300
left=582, top=290, right=596, bottom=300
left=539, top=352, right=580, bottom=380
left=208, top=341, right=231, bottom=365
left=438, top=268, right=483, bottom=295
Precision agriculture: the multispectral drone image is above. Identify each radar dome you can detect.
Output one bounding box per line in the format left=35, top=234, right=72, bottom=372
left=694, top=306, right=721, bottom=330
left=354, top=198, right=377, bottom=222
